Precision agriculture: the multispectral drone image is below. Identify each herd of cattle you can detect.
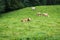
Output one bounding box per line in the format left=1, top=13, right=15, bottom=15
left=21, top=7, right=49, bottom=22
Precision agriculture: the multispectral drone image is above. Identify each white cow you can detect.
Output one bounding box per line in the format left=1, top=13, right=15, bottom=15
left=43, top=13, right=49, bottom=17
left=32, top=7, right=36, bottom=10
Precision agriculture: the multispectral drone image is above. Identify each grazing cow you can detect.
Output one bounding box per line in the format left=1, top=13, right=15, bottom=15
left=32, top=7, right=36, bottom=10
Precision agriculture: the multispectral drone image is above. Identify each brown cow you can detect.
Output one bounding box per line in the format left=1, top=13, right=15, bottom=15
left=21, top=18, right=31, bottom=22
left=37, top=12, right=41, bottom=16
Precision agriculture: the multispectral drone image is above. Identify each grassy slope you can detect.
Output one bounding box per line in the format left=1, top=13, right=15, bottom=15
left=0, top=5, right=60, bottom=40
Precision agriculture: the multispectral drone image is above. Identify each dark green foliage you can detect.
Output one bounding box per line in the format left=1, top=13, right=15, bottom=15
left=47, top=0, right=60, bottom=5
left=0, top=0, right=5, bottom=12
left=0, top=0, right=60, bottom=13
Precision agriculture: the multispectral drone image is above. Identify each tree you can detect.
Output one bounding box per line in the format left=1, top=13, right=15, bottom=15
left=4, top=0, right=11, bottom=12
left=0, top=0, right=5, bottom=13
left=0, top=0, right=60, bottom=13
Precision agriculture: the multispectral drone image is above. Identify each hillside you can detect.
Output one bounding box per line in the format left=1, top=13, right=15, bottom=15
left=0, top=5, right=60, bottom=40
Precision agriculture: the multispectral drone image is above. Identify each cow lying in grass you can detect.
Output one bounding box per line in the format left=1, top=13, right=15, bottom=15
left=43, top=13, right=49, bottom=17
left=37, top=12, right=49, bottom=17
left=21, top=18, right=31, bottom=22
left=37, top=12, right=41, bottom=16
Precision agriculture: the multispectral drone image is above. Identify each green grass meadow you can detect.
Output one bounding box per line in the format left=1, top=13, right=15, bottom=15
left=0, top=5, right=60, bottom=40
